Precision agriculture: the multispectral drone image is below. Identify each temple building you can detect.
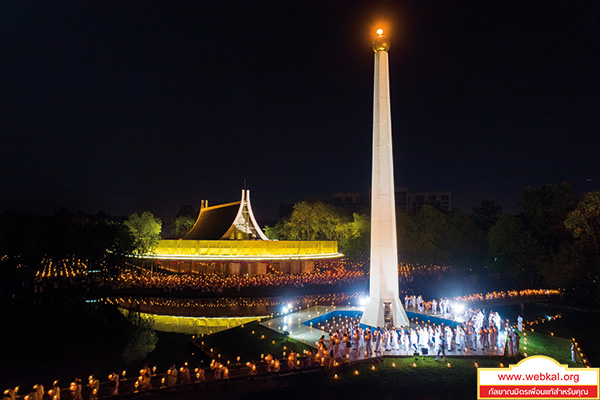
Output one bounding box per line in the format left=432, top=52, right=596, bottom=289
left=141, top=190, right=343, bottom=275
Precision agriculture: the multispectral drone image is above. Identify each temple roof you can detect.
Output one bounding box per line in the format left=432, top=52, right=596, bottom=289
left=145, top=190, right=344, bottom=261
left=184, top=190, right=269, bottom=241
left=184, top=201, right=241, bottom=240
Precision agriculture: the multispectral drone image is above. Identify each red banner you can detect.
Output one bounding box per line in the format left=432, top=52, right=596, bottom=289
left=479, top=385, right=598, bottom=398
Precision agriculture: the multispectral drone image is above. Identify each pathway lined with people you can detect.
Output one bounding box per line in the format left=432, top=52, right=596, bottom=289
left=261, top=305, right=507, bottom=363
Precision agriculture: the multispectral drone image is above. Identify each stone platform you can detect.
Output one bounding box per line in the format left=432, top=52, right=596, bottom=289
left=260, top=305, right=505, bottom=360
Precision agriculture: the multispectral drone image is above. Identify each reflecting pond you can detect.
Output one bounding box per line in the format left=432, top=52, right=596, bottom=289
left=3, top=294, right=599, bottom=393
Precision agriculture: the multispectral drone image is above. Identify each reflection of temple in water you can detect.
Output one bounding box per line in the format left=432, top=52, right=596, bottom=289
left=111, top=296, right=279, bottom=318
left=139, top=190, right=342, bottom=275
left=118, top=307, right=264, bottom=335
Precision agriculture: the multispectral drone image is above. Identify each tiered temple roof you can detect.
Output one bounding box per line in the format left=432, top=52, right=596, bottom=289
left=184, top=190, right=268, bottom=240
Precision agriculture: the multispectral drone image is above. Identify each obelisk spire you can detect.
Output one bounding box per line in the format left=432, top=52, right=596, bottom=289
left=360, top=28, right=409, bottom=329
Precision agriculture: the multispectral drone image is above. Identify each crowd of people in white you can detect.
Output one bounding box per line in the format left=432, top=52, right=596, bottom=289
left=314, top=306, right=505, bottom=365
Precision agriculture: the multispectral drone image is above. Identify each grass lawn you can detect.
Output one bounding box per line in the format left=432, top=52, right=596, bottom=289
left=518, top=329, right=581, bottom=366
left=239, top=356, right=498, bottom=400
left=195, top=320, right=313, bottom=364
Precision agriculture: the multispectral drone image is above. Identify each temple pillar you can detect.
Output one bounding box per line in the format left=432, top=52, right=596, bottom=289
left=290, top=261, right=302, bottom=274
left=229, top=262, right=241, bottom=275
left=301, top=260, right=314, bottom=273
left=256, top=262, right=267, bottom=275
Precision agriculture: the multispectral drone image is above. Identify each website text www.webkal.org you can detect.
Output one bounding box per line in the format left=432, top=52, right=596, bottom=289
left=478, top=357, right=599, bottom=399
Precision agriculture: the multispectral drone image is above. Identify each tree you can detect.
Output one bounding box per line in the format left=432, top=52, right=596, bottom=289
left=339, top=213, right=370, bottom=261
left=488, top=214, right=535, bottom=283
left=121, top=311, right=158, bottom=363
left=411, top=205, right=447, bottom=264
left=125, top=212, right=162, bottom=256
left=516, top=183, right=578, bottom=286
left=520, top=182, right=577, bottom=252
left=472, top=199, right=503, bottom=232
left=106, top=221, right=136, bottom=258
left=442, top=208, right=486, bottom=269
left=538, top=243, right=585, bottom=287
left=174, top=205, right=197, bottom=238
left=565, top=190, right=600, bottom=275
left=173, top=215, right=195, bottom=238
left=396, top=210, right=418, bottom=262
left=278, top=201, right=350, bottom=241
left=263, top=224, right=281, bottom=240
left=267, top=201, right=369, bottom=260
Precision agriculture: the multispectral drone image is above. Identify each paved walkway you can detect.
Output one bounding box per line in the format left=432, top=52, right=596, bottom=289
left=260, top=305, right=505, bottom=360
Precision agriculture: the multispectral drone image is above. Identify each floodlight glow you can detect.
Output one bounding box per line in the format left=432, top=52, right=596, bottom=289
left=287, top=303, right=293, bottom=311
left=282, top=306, right=289, bottom=314
left=453, top=303, right=465, bottom=314
left=359, top=296, right=368, bottom=306
left=376, top=28, right=384, bottom=36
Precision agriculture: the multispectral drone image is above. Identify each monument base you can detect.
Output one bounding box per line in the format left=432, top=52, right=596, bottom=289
left=360, top=296, right=409, bottom=328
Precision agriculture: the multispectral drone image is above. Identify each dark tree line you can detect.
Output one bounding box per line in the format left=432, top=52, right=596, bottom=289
left=488, top=184, right=600, bottom=289
left=397, top=206, right=487, bottom=269
left=271, top=183, right=600, bottom=289
left=0, top=209, right=164, bottom=300
left=1, top=182, right=598, bottom=292
left=0, top=209, right=132, bottom=264
left=0, top=209, right=163, bottom=266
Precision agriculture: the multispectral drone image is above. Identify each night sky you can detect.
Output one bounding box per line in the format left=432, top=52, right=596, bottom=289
left=2, top=0, right=599, bottom=223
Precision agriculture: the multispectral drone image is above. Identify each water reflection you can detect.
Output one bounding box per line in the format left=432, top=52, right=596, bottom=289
left=3, top=293, right=600, bottom=392
left=103, top=292, right=364, bottom=318
left=119, top=308, right=267, bottom=335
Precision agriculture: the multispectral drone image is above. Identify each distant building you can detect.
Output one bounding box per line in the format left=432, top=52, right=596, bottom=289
left=332, top=192, right=369, bottom=213
left=411, top=191, right=452, bottom=213
left=140, top=190, right=342, bottom=275
left=395, top=188, right=410, bottom=212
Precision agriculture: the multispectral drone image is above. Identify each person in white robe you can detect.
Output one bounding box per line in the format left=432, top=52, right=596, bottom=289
left=456, top=326, right=465, bottom=351
left=410, top=329, right=419, bottom=352
left=374, top=329, right=382, bottom=353
left=419, top=327, right=428, bottom=349
left=358, top=326, right=364, bottom=348
left=433, top=327, right=441, bottom=353
left=391, top=329, right=399, bottom=350
left=384, top=329, right=391, bottom=352
left=404, top=331, right=411, bottom=354
left=445, top=326, right=453, bottom=351
left=495, top=312, right=502, bottom=331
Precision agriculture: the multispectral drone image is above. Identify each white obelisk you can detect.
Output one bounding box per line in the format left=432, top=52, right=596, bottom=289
left=360, top=29, right=410, bottom=328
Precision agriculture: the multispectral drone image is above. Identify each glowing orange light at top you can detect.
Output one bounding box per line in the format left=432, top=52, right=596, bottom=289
left=376, top=28, right=384, bottom=36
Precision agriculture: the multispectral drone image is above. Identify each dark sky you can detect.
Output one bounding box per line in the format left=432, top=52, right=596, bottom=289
left=1, top=0, right=599, bottom=223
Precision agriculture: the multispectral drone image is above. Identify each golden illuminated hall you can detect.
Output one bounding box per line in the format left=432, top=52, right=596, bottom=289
left=139, top=189, right=343, bottom=275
